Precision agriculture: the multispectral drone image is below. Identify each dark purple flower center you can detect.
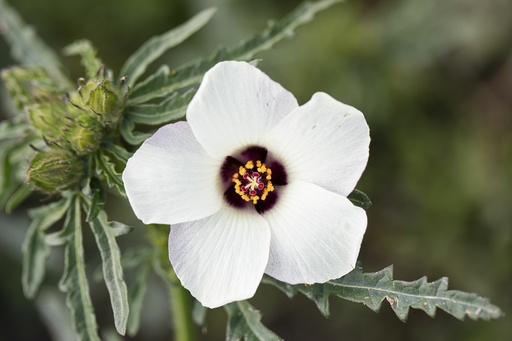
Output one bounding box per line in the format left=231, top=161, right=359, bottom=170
left=220, top=146, right=287, bottom=214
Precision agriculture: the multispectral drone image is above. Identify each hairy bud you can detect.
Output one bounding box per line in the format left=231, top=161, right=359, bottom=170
left=27, top=149, right=84, bottom=194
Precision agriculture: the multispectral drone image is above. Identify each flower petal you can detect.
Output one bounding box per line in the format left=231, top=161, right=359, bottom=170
left=267, top=92, right=370, bottom=196
left=169, top=205, right=271, bottom=308
left=263, top=181, right=367, bottom=284
left=187, top=61, right=299, bottom=158
left=123, top=121, right=223, bottom=225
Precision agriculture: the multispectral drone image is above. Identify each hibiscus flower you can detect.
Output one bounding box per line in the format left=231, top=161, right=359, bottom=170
left=123, top=61, right=370, bottom=308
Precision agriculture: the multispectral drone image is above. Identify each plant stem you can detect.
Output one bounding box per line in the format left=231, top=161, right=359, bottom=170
left=148, top=225, right=196, bottom=341
left=167, top=264, right=196, bottom=341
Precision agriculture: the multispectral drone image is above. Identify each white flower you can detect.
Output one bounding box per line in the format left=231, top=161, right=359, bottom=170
left=123, top=61, right=370, bottom=308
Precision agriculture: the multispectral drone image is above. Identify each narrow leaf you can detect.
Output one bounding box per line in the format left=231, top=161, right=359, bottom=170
left=63, top=40, right=103, bottom=79
left=347, top=188, right=372, bottom=210
left=0, top=0, right=69, bottom=84
left=119, top=7, right=217, bottom=88
left=119, top=118, right=151, bottom=146
left=263, top=265, right=504, bottom=322
left=21, top=217, right=50, bottom=298
left=21, top=196, right=72, bottom=297
left=125, top=89, right=195, bottom=125
left=225, top=301, right=282, bottom=341
left=94, top=151, right=126, bottom=196
left=128, top=0, right=341, bottom=102
left=5, top=182, right=32, bottom=213
left=84, top=200, right=129, bottom=336
left=0, top=139, right=32, bottom=207
left=28, top=194, right=73, bottom=230
left=126, top=262, right=151, bottom=336
left=104, top=144, right=132, bottom=164
left=59, top=196, right=101, bottom=341
left=127, top=65, right=174, bottom=105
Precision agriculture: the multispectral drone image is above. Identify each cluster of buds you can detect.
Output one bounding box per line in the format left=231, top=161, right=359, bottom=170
left=2, top=66, right=126, bottom=193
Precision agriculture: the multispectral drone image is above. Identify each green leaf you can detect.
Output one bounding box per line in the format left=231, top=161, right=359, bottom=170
left=104, top=144, right=132, bottom=164
left=119, top=117, right=152, bottom=146
left=128, top=0, right=341, bottom=103
left=5, top=182, right=32, bottom=213
left=21, top=195, right=72, bottom=298
left=347, top=188, right=372, bottom=210
left=125, top=89, right=195, bottom=125
left=21, top=218, right=50, bottom=298
left=119, top=7, right=217, bottom=88
left=0, top=0, right=69, bottom=85
left=127, top=65, right=174, bottom=105
left=63, top=40, right=103, bottom=79
left=59, top=196, right=101, bottom=341
left=225, top=301, right=282, bottom=341
left=126, top=262, right=151, bottom=336
left=0, top=139, right=32, bottom=207
left=83, top=198, right=129, bottom=336
left=94, top=151, right=126, bottom=196
left=263, top=265, right=504, bottom=322
left=81, top=177, right=106, bottom=222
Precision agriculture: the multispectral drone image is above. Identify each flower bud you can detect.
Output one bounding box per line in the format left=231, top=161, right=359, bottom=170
left=27, top=149, right=84, bottom=194
left=64, top=113, right=104, bottom=156
left=79, top=80, right=122, bottom=127
left=26, top=102, right=67, bottom=142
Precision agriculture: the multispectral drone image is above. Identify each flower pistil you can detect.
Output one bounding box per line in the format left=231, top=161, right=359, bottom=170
left=232, top=160, right=274, bottom=204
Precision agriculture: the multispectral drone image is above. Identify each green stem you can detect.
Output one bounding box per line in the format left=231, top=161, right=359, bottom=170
left=148, top=225, right=196, bottom=341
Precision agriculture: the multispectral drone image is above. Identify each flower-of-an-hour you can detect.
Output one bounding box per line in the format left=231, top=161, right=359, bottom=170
left=123, top=61, right=371, bottom=308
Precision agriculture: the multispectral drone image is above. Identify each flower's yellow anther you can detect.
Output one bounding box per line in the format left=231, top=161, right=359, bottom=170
left=231, top=159, right=275, bottom=205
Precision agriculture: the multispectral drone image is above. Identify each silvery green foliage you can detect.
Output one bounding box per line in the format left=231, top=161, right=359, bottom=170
left=0, top=0, right=503, bottom=340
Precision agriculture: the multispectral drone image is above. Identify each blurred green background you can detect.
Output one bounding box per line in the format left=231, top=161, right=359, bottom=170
left=1, top=0, right=511, bottom=340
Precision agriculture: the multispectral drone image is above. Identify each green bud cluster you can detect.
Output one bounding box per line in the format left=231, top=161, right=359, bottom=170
left=1, top=67, right=63, bottom=110
left=2, top=65, right=126, bottom=194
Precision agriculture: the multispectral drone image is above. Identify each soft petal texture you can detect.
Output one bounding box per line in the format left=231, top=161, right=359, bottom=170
left=187, top=61, right=299, bottom=158
left=263, top=181, right=367, bottom=284
left=123, top=122, right=223, bottom=224
left=267, top=92, right=370, bottom=196
left=169, top=205, right=271, bottom=308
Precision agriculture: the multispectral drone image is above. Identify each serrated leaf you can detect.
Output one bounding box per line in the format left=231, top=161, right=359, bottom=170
left=225, top=301, right=282, bottom=341
left=127, top=65, right=174, bottom=105
left=119, top=7, right=217, bottom=88
left=21, top=217, right=50, bottom=298
left=21, top=195, right=72, bottom=297
left=59, top=195, right=101, bottom=341
left=63, top=40, right=103, bottom=79
left=0, top=0, right=69, bottom=85
left=104, top=144, right=132, bottom=164
left=263, top=265, right=504, bottom=322
left=125, top=89, right=195, bottom=125
left=83, top=198, right=129, bottom=336
left=28, top=193, right=73, bottom=230
left=347, top=188, right=372, bottom=210
left=126, top=262, right=151, bottom=336
left=81, top=177, right=106, bottom=222
left=119, top=117, right=152, bottom=146
left=94, top=151, right=126, bottom=196
left=128, top=0, right=341, bottom=103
